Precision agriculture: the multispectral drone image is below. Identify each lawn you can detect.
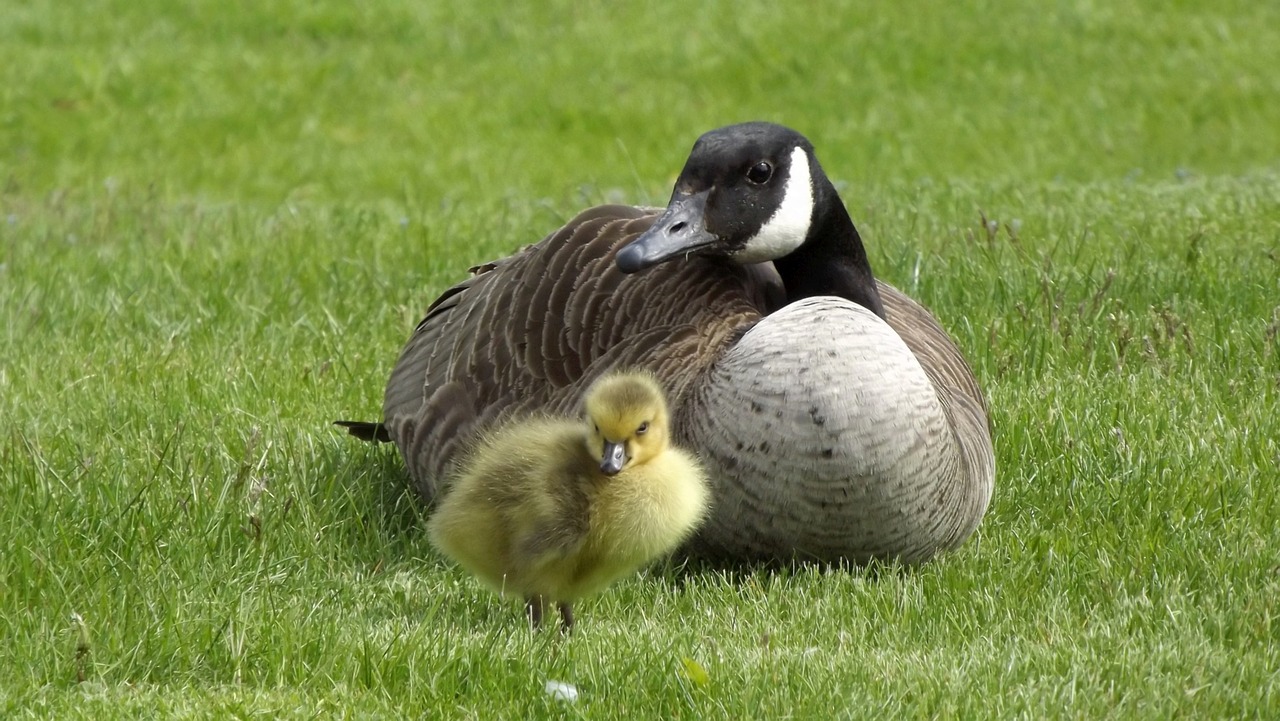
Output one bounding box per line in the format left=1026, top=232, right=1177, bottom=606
left=3, top=0, right=1279, bottom=717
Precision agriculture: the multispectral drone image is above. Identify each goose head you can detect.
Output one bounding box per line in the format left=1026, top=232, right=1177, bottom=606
left=583, top=373, right=670, bottom=476
left=616, top=122, right=885, bottom=318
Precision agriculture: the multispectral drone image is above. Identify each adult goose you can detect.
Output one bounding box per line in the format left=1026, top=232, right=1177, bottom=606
left=345, top=122, right=995, bottom=564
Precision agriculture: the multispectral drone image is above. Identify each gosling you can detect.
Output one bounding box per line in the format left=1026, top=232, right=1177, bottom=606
left=427, top=371, right=710, bottom=631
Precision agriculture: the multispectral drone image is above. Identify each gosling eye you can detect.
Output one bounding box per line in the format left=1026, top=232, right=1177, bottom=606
left=636, top=421, right=650, bottom=436
left=746, top=161, right=773, bottom=185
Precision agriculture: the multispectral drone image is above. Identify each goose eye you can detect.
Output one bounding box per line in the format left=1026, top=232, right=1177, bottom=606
left=636, top=421, right=649, bottom=435
left=746, top=161, right=773, bottom=185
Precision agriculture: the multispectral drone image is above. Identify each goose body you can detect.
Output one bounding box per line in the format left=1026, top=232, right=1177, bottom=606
left=427, top=372, right=709, bottom=630
left=371, top=123, right=995, bottom=564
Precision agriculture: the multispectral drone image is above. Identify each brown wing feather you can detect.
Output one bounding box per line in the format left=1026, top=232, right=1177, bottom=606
left=878, top=283, right=988, bottom=418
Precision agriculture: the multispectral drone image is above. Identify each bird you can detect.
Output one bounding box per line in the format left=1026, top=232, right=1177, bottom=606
left=426, top=371, right=710, bottom=631
left=342, top=122, right=995, bottom=565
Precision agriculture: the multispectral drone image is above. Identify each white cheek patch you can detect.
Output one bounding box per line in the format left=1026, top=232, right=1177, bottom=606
left=732, top=145, right=814, bottom=263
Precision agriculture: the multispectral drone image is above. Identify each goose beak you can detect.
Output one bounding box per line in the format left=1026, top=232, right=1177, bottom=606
left=600, top=440, right=628, bottom=476
left=616, top=190, right=717, bottom=273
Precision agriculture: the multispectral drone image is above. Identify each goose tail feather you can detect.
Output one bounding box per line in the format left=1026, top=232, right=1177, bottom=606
left=333, top=420, right=392, bottom=444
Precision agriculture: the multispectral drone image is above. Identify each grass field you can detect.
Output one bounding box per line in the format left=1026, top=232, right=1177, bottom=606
left=3, top=0, right=1279, bottom=717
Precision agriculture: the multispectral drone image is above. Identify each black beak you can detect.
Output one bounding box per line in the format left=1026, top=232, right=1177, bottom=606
left=616, top=190, right=717, bottom=273
left=599, top=440, right=627, bottom=476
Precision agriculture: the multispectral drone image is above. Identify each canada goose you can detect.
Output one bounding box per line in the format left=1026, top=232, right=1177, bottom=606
left=427, top=372, right=709, bottom=631
left=346, top=122, right=994, bottom=564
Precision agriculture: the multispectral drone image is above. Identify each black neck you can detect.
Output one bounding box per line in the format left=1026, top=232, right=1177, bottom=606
left=771, top=177, right=885, bottom=319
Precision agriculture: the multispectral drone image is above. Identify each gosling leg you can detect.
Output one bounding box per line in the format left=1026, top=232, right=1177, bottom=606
left=557, top=601, right=574, bottom=633
left=526, top=596, right=546, bottom=629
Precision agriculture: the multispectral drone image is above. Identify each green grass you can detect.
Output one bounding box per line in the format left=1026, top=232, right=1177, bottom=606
left=3, top=0, right=1279, bottom=717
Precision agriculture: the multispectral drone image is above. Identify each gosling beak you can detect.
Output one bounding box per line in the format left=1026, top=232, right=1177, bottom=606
left=616, top=190, right=717, bottom=273
left=600, top=440, right=628, bottom=476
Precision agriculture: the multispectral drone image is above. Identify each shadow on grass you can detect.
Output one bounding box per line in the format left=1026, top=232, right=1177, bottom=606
left=666, top=554, right=908, bottom=593
left=311, top=428, right=433, bottom=556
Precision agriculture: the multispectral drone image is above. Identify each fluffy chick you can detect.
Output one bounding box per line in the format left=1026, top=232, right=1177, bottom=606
left=427, top=372, right=710, bottom=631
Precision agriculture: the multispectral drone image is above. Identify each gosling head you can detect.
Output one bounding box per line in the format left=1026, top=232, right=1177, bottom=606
left=583, top=373, right=670, bottom=476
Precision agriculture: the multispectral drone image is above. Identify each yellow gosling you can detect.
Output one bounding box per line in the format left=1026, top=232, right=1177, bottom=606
left=427, top=372, right=710, bottom=631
